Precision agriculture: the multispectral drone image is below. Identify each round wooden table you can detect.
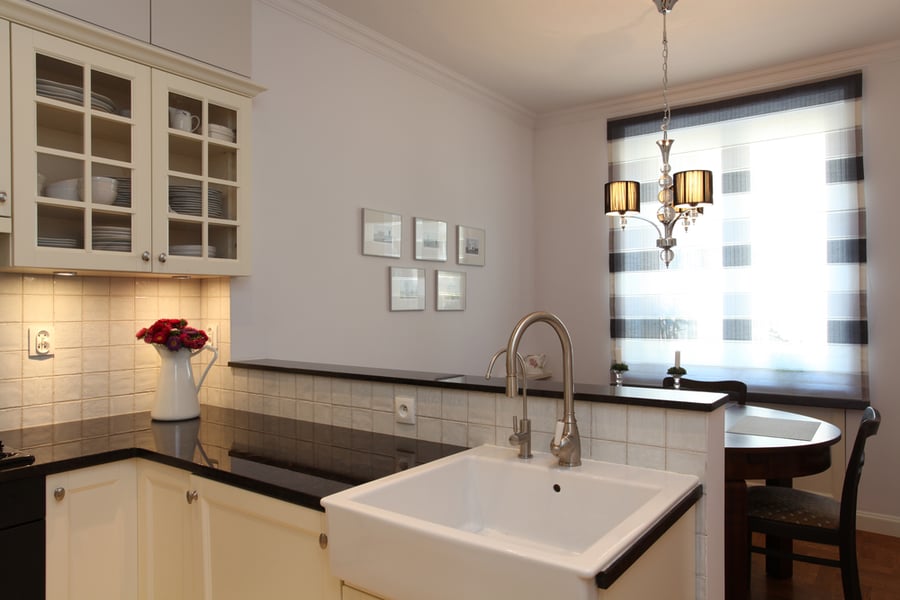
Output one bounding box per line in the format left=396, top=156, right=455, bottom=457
left=724, top=404, right=842, bottom=600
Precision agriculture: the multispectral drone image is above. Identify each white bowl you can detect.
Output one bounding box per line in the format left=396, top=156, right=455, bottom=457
left=44, top=178, right=80, bottom=201
left=79, top=176, right=118, bottom=204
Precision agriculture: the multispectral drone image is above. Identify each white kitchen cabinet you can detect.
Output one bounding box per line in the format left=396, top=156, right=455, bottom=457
left=0, top=20, right=10, bottom=232
left=136, top=460, right=341, bottom=600
left=4, top=23, right=252, bottom=275
left=45, top=460, right=139, bottom=600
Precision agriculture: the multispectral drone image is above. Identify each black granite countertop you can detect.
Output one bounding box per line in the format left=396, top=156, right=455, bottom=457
left=0, top=405, right=465, bottom=512
left=229, top=359, right=731, bottom=411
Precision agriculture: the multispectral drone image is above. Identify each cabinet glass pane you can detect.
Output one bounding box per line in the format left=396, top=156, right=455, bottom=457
left=90, top=69, right=130, bottom=117
left=36, top=104, right=83, bottom=153
left=208, top=144, right=237, bottom=182
left=169, top=135, right=202, bottom=175
left=35, top=54, right=84, bottom=109
left=91, top=116, right=131, bottom=162
left=168, top=92, right=202, bottom=131
left=209, top=224, right=237, bottom=260
left=210, top=183, right=236, bottom=221
left=37, top=204, right=84, bottom=249
left=91, top=213, right=131, bottom=253
left=168, top=221, right=205, bottom=257
left=168, top=175, right=203, bottom=217
left=38, top=155, right=84, bottom=201
left=208, top=104, right=237, bottom=142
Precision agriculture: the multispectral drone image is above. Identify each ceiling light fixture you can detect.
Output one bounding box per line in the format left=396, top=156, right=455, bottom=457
left=604, top=0, right=713, bottom=268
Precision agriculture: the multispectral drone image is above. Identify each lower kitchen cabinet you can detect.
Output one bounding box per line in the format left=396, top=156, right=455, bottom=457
left=137, top=460, right=341, bottom=600
left=45, top=460, right=139, bottom=600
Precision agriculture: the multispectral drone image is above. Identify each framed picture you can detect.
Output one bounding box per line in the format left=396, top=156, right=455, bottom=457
left=414, top=217, right=448, bottom=261
left=436, top=270, right=466, bottom=311
left=362, top=208, right=402, bottom=258
left=390, top=267, right=425, bottom=311
left=457, top=225, right=485, bottom=266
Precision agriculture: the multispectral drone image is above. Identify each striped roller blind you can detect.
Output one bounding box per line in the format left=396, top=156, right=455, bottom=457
left=607, top=74, right=867, bottom=399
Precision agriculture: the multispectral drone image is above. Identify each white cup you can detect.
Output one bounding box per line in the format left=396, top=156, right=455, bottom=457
left=168, top=107, right=200, bottom=132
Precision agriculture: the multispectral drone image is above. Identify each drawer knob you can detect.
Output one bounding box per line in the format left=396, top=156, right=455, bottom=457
left=53, top=487, right=65, bottom=501
left=186, top=489, right=199, bottom=504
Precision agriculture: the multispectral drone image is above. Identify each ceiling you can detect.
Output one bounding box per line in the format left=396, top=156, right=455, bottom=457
left=312, top=0, right=900, bottom=114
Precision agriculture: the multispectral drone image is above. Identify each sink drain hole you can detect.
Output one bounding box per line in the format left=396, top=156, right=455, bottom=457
left=552, top=483, right=561, bottom=493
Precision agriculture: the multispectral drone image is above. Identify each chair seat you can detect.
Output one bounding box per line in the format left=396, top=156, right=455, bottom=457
left=748, top=485, right=840, bottom=531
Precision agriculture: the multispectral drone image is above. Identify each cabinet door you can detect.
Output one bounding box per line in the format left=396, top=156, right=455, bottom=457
left=136, top=460, right=196, bottom=600
left=151, top=70, right=251, bottom=275
left=0, top=20, right=10, bottom=228
left=192, top=476, right=341, bottom=600
left=45, top=460, right=138, bottom=600
left=10, top=25, right=152, bottom=272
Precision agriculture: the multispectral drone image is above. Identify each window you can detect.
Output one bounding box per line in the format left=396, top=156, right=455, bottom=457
left=607, top=74, right=866, bottom=400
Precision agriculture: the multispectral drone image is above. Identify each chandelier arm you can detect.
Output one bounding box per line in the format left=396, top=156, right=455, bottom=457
left=621, top=214, right=665, bottom=238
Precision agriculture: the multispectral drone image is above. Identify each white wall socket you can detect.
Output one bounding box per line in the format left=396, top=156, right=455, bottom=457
left=206, top=324, right=217, bottom=348
left=28, top=324, right=55, bottom=358
left=394, top=394, right=416, bottom=425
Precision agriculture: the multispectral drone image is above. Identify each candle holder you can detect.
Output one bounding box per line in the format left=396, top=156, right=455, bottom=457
left=667, top=366, right=687, bottom=389
left=611, top=362, right=629, bottom=386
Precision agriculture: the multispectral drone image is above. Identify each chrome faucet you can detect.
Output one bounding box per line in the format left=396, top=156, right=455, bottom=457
left=486, top=349, right=532, bottom=459
left=504, top=311, right=581, bottom=467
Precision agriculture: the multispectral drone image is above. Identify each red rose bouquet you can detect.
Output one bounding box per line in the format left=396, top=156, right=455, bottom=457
left=136, top=318, right=208, bottom=352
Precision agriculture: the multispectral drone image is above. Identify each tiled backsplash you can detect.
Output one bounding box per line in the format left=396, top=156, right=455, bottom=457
left=0, top=273, right=231, bottom=431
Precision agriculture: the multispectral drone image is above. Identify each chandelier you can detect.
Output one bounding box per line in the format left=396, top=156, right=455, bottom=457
left=604, top=0, right=713, bottom=268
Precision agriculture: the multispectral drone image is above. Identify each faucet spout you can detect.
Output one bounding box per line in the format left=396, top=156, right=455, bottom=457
left=505, top=311, right=581, bottom=467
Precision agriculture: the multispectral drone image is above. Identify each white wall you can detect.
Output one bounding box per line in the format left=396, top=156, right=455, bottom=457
left=232, top=0, right=539, bottom=376
left=532, top=45, right=900, bottom=533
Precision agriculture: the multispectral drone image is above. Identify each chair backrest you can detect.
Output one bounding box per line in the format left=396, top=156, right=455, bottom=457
left=662, top=376, right=748, bottom=404
left=839, top=406, right=881, bottom=538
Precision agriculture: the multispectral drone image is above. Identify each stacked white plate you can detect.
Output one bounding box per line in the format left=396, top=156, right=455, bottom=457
left=169, top=185, right=226, bottom=218
left=113, top=177, right=132, bottom=207
left=208, top=123, right=236, bottom=142
left=38, top=236, right=80, bottom=249
left=170, top=244, right=217, bottom=257
left=36, top=78, right=117, bottom=114
left=92, top=225, right=131, bottom=252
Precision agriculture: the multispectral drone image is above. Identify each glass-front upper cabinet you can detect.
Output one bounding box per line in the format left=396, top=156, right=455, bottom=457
left=151, top=70, right=251, bottom=276
left=9, top=24, right=152, bottom=272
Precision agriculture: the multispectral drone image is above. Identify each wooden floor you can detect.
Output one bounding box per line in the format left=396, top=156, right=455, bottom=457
left=749, top=531, right=900, bottom=600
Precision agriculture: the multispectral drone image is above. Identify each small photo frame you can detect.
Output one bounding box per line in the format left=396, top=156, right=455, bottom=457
left=362, top=208, right=402, bottom=258
left=436, top=270, right=466, bottom=311
left=390, top=267, right=425, bottom=311
left=457, top=225, right=485, bottom=266
left=414, top=217, right=448, bottom=261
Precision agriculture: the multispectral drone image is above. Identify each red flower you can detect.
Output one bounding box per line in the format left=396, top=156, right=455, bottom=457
left=137, top=318, right=208, bottom=352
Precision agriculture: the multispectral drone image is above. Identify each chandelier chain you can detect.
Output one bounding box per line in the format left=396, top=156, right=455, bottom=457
left=660, top=11, right=670, bottom=137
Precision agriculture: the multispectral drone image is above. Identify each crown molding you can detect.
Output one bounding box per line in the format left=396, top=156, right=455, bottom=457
left=536, top=39, right=900, bottom=130
left=257, top=0, right=535, bottom=127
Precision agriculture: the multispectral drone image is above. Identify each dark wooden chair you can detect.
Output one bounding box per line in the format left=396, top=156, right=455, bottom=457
left=746, top=406, right=881, bottom=600
left=661, top=376, right=748, bottom=404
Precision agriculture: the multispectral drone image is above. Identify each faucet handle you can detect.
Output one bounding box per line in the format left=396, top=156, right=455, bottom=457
left=512, top=415, right=519, bottom=432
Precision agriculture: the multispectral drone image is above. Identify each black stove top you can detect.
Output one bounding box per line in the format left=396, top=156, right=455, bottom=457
left=0, top=440, right=35, bottom=470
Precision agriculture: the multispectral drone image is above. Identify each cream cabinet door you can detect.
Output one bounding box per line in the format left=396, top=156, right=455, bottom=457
left=10, top=24, right=153, bottom=272
left=151, top=69, right=252, bottom=275
left=0, top=20, right=10, bottom=229
left=193, top=476, right=341, bottom=600
left=136, top=460, right=196, bottom=600
left=45, top=460, right=138, bottom=600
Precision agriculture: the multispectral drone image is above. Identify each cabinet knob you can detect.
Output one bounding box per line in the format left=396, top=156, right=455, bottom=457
left=0, top=191, right=7, bottom=202
left=158, top=252, right=168, bottom=263
left=142, top=251, right=151, bottom=262
left=318, top=533, right=328, bottom=549
left=186, top=489, right=199, bottom=504
left=53, top=487, right=66, bottom=501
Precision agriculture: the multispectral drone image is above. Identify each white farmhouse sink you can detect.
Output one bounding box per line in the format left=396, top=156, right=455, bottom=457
left=322, top=444, right=700, bottom=600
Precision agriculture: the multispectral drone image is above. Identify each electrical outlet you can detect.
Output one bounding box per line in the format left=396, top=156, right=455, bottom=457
left=394, top=394, right=416, bottom=425
left=28, top=325, right=55, bottom=358
left=206, top=324, right=217, bottom=348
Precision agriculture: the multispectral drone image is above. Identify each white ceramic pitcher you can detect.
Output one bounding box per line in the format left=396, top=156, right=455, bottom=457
left=152, top=345, right=218, bottom=421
